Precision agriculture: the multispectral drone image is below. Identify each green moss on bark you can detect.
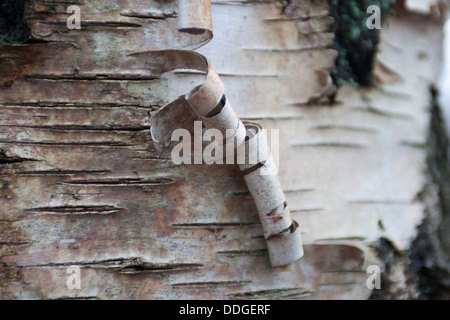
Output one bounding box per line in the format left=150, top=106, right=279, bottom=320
left=327, top=0, right=391, bottom=87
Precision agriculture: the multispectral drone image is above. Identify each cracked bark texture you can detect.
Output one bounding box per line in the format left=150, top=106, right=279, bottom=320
left=0, top=0, right=445, bottom=299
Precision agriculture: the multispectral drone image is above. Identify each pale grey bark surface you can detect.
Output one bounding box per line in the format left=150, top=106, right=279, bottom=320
left=0, top=0, right=447, bottom=299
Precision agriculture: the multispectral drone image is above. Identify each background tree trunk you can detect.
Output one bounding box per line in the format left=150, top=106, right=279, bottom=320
left=0, top=0, right=447, bottom=299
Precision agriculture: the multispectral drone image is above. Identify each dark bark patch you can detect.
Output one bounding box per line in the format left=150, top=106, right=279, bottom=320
left=0, top=0, right=30, bottom=44
left=408, top=86, right=450, bottom=299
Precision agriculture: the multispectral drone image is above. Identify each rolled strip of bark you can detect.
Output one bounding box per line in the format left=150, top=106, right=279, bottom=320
left=177, top=0, right=213, bottom=49
left=224, top=120, right=248, bottom=164
left=178, top=0, right=213, bottom=34
left=241, top=155, right=287, bottom=218
left=202, top=97, right=245, bottom=141
left=187, top=65, right=225, bottom=116
left=238, top=123, right=303, bottom=266
left=150, top=97, right=197, bottom=151
left=238, top=122, right=269, bottom=170
left=147, top=0, right=304, bottom=267
left=266, top=221, right=304, bottom=267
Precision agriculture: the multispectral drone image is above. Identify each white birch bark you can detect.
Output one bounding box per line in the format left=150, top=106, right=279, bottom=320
left=0, top=0, right=445, bottom=299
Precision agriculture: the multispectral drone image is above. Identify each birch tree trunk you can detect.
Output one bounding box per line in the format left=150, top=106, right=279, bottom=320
left=0, top=0, right=447, bottom=299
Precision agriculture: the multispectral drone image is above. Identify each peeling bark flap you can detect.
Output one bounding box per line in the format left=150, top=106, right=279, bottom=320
left=145, top=0, right=303, bottom=267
